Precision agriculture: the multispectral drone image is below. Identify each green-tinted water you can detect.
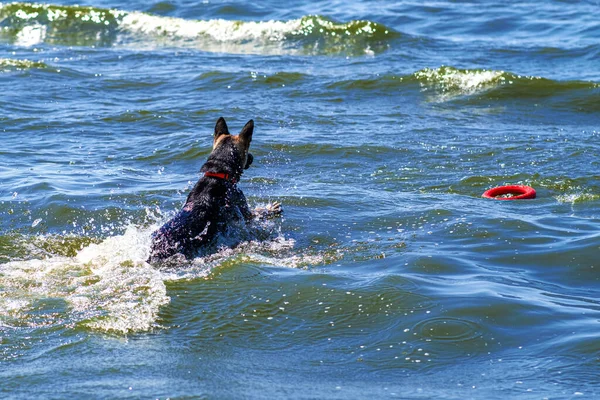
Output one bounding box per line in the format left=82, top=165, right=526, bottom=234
left=1, top=1, right=599, bottom=398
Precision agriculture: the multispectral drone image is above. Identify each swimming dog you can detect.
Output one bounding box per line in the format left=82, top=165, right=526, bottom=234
left=148, top=117, right=281, bottom=263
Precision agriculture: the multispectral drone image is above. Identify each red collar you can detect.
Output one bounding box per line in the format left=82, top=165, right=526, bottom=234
left=204, top=171, right=237, bottom=184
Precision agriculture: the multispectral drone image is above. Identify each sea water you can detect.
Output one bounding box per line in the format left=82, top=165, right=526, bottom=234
left=1, top=1, right=599, bottom=398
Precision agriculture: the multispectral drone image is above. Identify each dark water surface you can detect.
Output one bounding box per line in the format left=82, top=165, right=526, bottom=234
left=1, top=1, right=599, bottom=398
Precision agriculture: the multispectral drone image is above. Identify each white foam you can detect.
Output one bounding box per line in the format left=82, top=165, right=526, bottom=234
left=415, top=67, right=506, bottom=99
left=555, top=193, right=599, bottom=204
left=119, top=12, right=302, bottom=48
left=0, top=225, right=170, bottom=334
left=116, top=13, right=383, bottom=54
left=14, top=23, right=47, bottom=47
left=3, top=4, right=387, bottom=55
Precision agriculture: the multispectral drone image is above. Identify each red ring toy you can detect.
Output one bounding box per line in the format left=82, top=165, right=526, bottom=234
left=482, top=185, right=536, bottom=200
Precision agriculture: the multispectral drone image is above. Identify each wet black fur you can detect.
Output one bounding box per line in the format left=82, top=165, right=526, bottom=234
left=148, top=117, right=254, bottom=263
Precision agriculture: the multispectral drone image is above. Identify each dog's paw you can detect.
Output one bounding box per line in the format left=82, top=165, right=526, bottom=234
left=266, top=201, right=282, bottom=216
left=254, top=202, right=282, bottom=219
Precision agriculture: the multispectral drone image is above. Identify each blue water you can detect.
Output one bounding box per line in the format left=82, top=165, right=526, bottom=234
left=1, top=1, right=599, bottom=398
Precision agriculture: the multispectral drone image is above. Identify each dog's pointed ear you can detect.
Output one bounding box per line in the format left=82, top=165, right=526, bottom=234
left=244, top=153, right=253, bottom=169
left=214, top=117, right=230, bottom=138
left=239, top=119, right=253, bottom=144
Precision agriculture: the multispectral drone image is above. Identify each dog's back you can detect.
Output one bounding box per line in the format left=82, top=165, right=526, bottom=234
left=148, top=117, right=254, bottom=263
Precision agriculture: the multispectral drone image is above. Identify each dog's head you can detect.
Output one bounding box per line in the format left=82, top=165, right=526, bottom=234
left=201, top=117, right=254, bottom=181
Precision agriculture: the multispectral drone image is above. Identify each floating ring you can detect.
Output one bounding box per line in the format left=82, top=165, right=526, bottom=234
left=482, top=185, right=536, bottom=200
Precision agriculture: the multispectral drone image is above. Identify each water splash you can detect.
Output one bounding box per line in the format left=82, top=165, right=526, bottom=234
left=0, top=225, right=169, bottom=334
left=0, top=216, right=325, bottom=334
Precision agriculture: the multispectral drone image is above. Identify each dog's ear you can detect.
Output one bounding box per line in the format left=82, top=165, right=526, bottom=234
left=244, top=153, right=253, bottom=169
left=214, top=117, right=230, bottom=138
left=238, top=119, right=253, bottom=146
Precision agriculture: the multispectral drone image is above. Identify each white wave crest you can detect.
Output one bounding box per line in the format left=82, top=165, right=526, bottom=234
left=14, top=23, right=47, bottom=46
left=120, top=12, right=302, bottom=43
left=2, top=4, right=388, bottom=54
left=415, top=66, right=507, bottom=101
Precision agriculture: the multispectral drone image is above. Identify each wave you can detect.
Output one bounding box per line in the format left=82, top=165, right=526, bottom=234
left=0, top=2, right=398, bottom=55
left=329, top=66, right=600, bottom=104
left=0, top=57, right=47, bottom=71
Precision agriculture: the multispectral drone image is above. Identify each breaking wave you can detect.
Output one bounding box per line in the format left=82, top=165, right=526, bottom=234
left=0, top=2, right=397, bottom=55
left=329, top=66, right=600, bottom=104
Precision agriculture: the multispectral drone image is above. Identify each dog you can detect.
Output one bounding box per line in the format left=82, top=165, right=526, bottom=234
left=148, top=117, right=281, bottom=263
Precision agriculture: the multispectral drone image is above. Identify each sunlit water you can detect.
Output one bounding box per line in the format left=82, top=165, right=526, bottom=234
left=1, top=1, right=599, bottom=398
